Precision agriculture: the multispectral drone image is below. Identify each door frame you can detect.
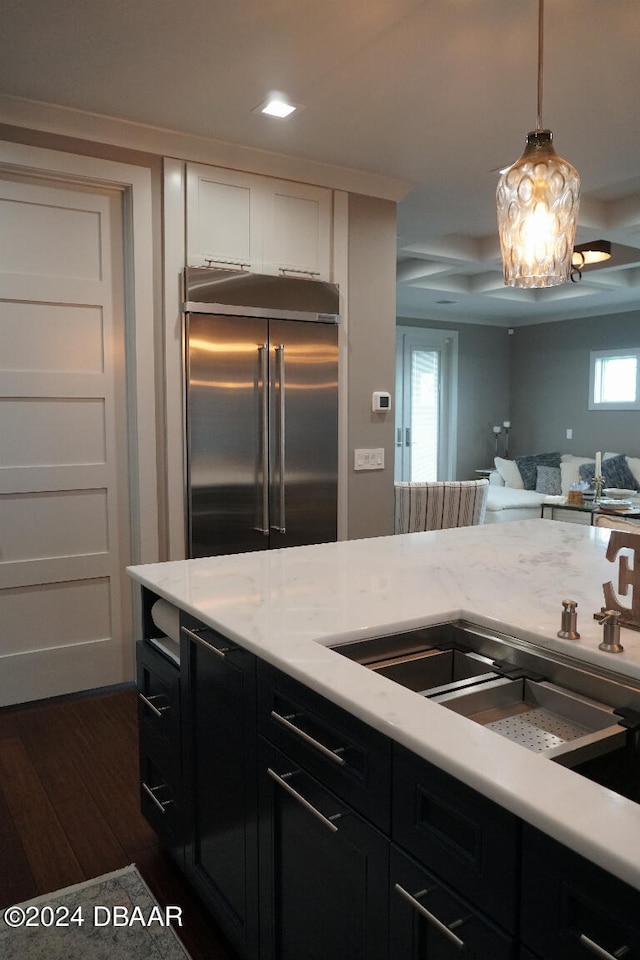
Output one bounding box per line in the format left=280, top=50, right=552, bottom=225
left=395, top=325, right=458, bottom=481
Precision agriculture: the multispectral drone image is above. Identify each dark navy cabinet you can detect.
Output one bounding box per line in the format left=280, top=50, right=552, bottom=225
left=258, top=738, right=389, bottom=960
left=136, top=638, right=183, bottom=859
left=135, top=594, right=640, bottom=960
left=389, top=844, right=516, bottom=960
left=521, top=825, right=640, bottom=960
left=256, top=662, right=392, bottom=960
left=392, top=744, right=520, bottom=935
left=180, top=612, right=260, bottom=960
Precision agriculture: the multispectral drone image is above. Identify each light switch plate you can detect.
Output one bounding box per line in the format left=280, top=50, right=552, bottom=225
left=354, top=448, right=385, bottom=470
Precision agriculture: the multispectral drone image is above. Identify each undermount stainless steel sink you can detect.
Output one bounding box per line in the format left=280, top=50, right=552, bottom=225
left=332, top=620, right=640, bottom=777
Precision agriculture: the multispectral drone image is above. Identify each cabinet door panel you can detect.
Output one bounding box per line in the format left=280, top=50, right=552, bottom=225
left=259, top=738, right=388, bottom=960
left=521, top=826, right=640, bottom=960
left=186, top=163, right=262, bottom=269
left=263, top=180, right=332, bottom=279
left=390, top=845, right=516, bottom=960
left=181, top=615, right=259, bottom=960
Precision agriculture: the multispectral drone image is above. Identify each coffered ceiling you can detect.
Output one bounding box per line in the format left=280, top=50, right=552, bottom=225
left=1, top=0, right=639, bottom=327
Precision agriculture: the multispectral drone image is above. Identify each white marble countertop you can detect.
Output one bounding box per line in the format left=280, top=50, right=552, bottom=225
left=128, top=519, right=640, bottom=891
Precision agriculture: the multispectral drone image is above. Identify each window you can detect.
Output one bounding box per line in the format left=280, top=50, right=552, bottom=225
left=589, top=348, right=640, bottom=410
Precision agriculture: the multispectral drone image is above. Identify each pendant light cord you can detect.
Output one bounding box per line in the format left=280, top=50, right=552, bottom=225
left=536, top=0, right=544, bottom=131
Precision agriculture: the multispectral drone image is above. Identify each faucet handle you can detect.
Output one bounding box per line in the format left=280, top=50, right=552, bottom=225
left=599, top=609, right=624, bottom=653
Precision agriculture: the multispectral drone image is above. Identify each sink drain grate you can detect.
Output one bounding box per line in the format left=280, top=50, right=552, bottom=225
left=484, top=707, right=589, bottom=753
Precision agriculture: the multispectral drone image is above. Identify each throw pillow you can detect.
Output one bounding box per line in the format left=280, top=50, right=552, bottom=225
left=579, top=454, right=640, bottom=491
left=536, top=465, right=562, bottom=495
left=494, top=457, right=524, bottom=488
left=515, top=452, right=562, bottom=491
left=626, top=456, right=640, bottom=488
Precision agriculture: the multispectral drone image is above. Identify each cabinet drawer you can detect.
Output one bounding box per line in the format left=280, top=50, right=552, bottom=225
left=257, top=661, right=391, bottom=831
left=140, top=747, right=180, bottom=843
left=136, top=640, right=180, bottom=748
left=521, top=826, right=640, bottom=960
left=392, top=745, right=520, bottom=934
left=390, top=844, right=516, bottom=960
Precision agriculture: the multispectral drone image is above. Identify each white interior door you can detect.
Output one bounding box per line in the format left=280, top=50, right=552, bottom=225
left=395, top=327, right=458, bottom=481
left=0, top=173, right=132, bottom=706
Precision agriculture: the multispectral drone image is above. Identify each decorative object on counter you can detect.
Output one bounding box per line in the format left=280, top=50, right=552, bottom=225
left=492, top=424, right=502, bottom=456
left=593, top=474, right=604, bottom=503
left=503, top=420, right=511, bottom=459
left=567, top=482, right=585, bottom=505
left=594, top=450, right=603, bottom=502
left=557, top=599, right=580, bottom=640
left=603, top=488, right=639, bottom=500
left=598, top=610, right=624, bottom=654
left=496, top=0, right=581, bottom=288
left=595, top=529, right=640, bottom=633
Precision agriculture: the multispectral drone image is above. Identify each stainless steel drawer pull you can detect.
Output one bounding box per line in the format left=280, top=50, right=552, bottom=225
left=142, top=782, right=174, bottom=815
left=579, top=933, right=630, bottom=960
left=270, top=710, right=347, bottom=766
left=278, top=267, right=321, bottom=277
left=203, top=257, right=250, bottom=270
left=267, top=768, right=340, bottom=833
left=394, top=883, right=465, bottom=950
left=181, top=625, right=230, bottom=658
left=138, top=693, right=170, bottom=718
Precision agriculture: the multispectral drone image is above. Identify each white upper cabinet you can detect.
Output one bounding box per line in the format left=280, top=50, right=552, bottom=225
left=187, top=165, right=261, bottom=271
left=186, top=163, right=332, bottom=279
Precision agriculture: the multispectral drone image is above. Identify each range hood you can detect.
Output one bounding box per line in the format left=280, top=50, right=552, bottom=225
left=183, top=266, right=340, bottom=323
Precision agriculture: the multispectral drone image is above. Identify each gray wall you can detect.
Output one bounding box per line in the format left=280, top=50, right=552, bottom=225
left=510, top=311, right=640, bottom=458
left=347, top=194, right=398, bottom=539
left=396, top=317, right=512, bottom=479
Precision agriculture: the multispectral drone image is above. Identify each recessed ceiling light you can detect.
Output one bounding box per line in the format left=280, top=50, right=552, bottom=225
left=255, top=97, right=299, bottom=119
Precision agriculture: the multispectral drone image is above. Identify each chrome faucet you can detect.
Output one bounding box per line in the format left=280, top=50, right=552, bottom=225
left=599, top=610, right=624, bottom=653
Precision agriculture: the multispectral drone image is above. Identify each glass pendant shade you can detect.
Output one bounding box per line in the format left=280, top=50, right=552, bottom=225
left=496, top=129, right=581, bottom=287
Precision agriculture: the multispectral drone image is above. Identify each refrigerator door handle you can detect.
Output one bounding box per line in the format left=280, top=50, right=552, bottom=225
left=257, top=344, right=269, bottom=535
left=272, top=344, right=287, bottom=533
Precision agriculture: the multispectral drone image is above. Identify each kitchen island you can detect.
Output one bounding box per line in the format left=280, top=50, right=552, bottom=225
left=129, top=518, right=640, bottom=960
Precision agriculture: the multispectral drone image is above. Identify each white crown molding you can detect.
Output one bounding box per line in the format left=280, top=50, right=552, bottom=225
left=0, top=94, right=413, bottom=202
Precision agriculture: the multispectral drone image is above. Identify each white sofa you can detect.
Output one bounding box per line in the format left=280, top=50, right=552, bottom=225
left=485, top=483, right=547, bottom=523
left=484, top=452, right=640, bottom=524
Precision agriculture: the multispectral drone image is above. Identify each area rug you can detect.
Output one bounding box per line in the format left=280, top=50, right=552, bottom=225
left=0, top=865, right=192, bottom=959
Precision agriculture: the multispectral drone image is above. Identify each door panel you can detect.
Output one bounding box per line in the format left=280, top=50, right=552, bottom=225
left=186, top=313, right=269, bottom=557
left=395, top=327, right=458, bottom=482
left=0, top=174, right=131, bottom=705
left=268, top=319, right=338, bottom=549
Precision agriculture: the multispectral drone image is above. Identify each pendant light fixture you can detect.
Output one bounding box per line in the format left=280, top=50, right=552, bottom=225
left=496, top=0, right=581, bottom=288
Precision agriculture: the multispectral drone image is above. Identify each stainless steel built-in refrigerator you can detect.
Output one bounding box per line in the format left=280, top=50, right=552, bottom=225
left=184, top=267, right=339, bottom=557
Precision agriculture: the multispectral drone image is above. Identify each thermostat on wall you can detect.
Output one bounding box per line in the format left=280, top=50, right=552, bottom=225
left=372, top=391, right=391, bottom=413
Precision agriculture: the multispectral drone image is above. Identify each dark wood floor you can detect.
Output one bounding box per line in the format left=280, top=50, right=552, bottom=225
left=0, top=686, right=237, bottom=960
